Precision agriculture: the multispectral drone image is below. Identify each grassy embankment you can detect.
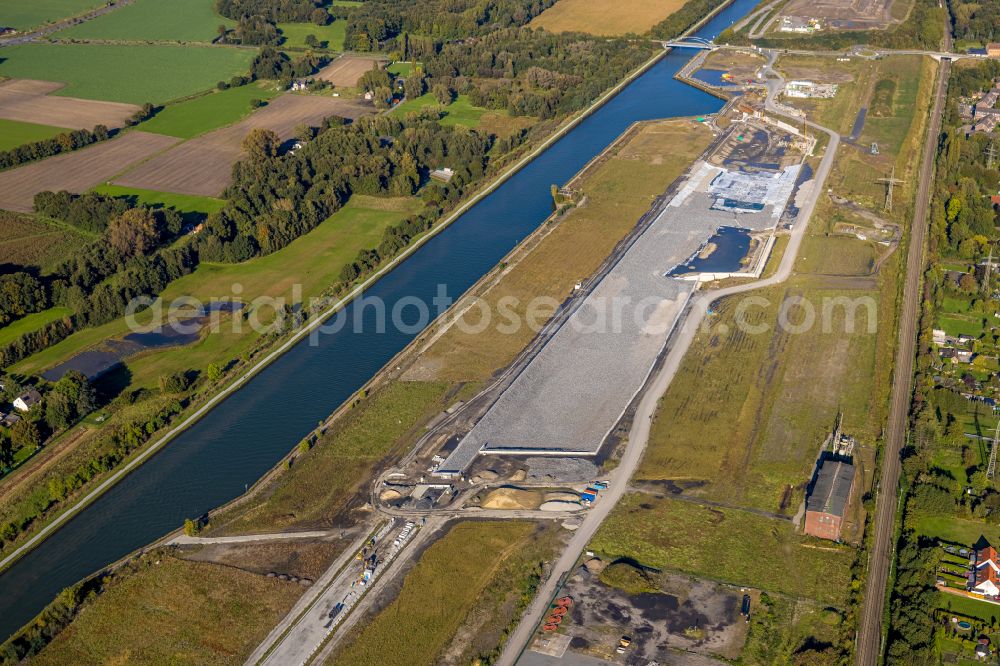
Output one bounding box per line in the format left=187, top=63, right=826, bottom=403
left=0, top=44, right=256, bottom=104
left=53, top=0, right=235, bottom=42
left=589, top=54, right=937, bottom=662
left=529, top=0, right=689, bottom=36
left=328, top=521, right=561, bottom=666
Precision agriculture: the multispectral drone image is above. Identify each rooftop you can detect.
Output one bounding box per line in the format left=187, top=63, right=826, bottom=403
left=805, top=457, right=855, bottom=518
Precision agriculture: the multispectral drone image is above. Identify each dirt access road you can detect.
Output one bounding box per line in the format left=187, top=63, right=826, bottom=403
left=854, top=58, right=949, bottom=666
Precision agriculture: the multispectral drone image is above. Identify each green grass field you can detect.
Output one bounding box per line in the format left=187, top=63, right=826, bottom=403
left=92, top=184, right=226, bottom=216
left=936, top=592, right=1000, bottom=624
left=277, top=20, right=346, bottom=50
left=913, top=516, right=1000, bottom=545
left=330, top=521, right=539, bottom=666
left=590, top=493, right=855, bottom=606
left=0, top=118, right=71, bottom=151
left=393, top=94, right=490, bottom=127
left=0, top=307, right=72, bottom=348
left=0, top=44, right=256, bottom=104
left=53, top=0, right=234, bottom=42
left=3, top=0, right=105, bottom=30
left=133, top=84, right=281, bottom=138
left=386, top=62, right=415, bottom=77
left=937, top=313, right=987, bottom=338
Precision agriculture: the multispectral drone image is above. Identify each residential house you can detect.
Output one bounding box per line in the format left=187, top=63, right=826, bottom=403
left=13, top=389, right=41, bottom=412
left=933, top=329, right=948, bottom=345
left=971, top=536, right=1000, bottom=597
left=803, top=456, right=855, bottom=541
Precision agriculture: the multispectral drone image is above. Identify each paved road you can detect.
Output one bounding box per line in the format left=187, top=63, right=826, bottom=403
left=496, top=68, right=842, bottom=665
left=854, top=57, right=950, bottom=666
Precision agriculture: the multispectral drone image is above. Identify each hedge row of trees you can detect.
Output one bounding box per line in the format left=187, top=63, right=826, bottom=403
left=215, top=0, right=330, bottom=45
left=0, top=125, right=110, bottom=171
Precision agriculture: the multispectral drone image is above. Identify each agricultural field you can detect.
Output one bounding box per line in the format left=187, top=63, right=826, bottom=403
left=3, top=0, right=105, bottom=31
left=29, top=552, right=304, bottom=666
left=278, top=20, right=347, bottom=50
left=137, top=83, right=281, bottom=139
left=0, top=79, right=139, bottom=130
left=0, top=44, right=257, bottom=104
left=529, top=0, right=687, bottom=35
left=0, top=131, right=180, bottom=213
left=590, top=493, right=855, bottom=606
left=113, top=94, right=371, bottom=196
left=53, top=0, right=234, bottom=42
left=0, top=210, right=91, bottom=270
left=315, top=56, right=386, bottom=87
left=12, top=196, right=424, bottom=388
left=92, top=184, right=226, bottom=217
left=329, top=521, right=553, bottom=666
left=408, top=118, right=715, bottom=383
left=0, top=118, right=69, bottom=151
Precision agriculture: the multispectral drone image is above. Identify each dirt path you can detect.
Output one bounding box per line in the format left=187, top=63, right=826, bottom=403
left=0, top=427, right=88, bottom=507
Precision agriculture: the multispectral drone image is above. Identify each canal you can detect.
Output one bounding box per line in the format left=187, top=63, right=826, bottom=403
left=0, top=0, right=759, bottom=640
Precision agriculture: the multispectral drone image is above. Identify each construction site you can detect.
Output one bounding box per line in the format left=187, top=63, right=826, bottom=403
left=779, top=0, right=896, bottom=31
left=407, top=117, right=812, bottom=485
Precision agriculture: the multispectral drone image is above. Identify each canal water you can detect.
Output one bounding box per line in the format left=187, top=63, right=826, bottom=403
left=0, top=0, right=760, bottom=640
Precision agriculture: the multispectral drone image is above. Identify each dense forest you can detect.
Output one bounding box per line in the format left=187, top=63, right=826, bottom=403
left=950, top=0, right=1000, bottom=45
left=343, top=0, right=554, bottom=51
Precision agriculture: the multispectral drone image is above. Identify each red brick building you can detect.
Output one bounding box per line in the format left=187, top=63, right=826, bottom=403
left=803, top=458, right=855, bottom=541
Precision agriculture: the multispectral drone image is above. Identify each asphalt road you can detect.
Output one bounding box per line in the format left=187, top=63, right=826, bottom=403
left=496, top=70, right=841, bottom=665
left=854, top=57, right=950, bottom=666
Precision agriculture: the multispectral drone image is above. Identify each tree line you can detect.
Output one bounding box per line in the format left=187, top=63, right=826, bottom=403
left=215, top=0, right=331, bottom=45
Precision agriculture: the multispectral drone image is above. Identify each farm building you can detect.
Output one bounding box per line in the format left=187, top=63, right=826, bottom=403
left=803, top=456, right=855, bottom=541
left=970, top=536, right=1000, bottom=598
left=13, top=389, right=41, bottom=412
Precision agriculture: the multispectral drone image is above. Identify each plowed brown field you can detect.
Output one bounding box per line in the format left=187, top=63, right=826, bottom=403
left=0, top=79, right=140, bottom=129
left=0, top=131, right=180, bottom=212
left=315, top=56, right=386, bottom=87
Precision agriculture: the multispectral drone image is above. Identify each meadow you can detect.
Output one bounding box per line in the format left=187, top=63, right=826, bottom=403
left=4, top=0, right=104, bottom=30
left=0, top=118, right=70, bottom=151
left=53, top=0, right=234, bottom=42
left=92, top=184, right=226, bottom=217
left=30, top=553, right=302, bottom=665
left=278, top=20, right=347, bottom=50
left=0, top=44, right=257, bottom=104
left=329, top=521, right=540, bottom=666
left=393, top=94, right=491, bottom=128
left=529, top=0, right=688, bottom=36
left=133, top=83, right=281, bottom=139
left=590, top=493, right=855, bottom=606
